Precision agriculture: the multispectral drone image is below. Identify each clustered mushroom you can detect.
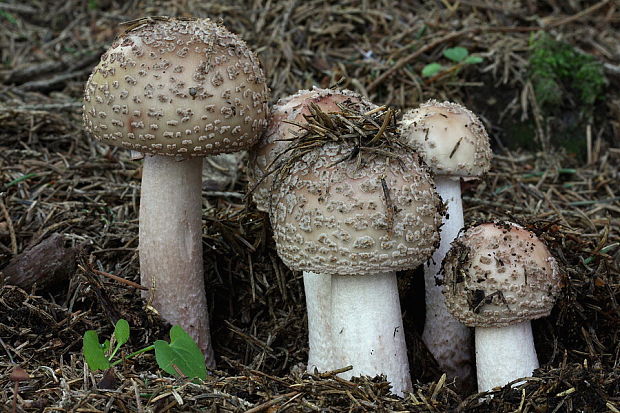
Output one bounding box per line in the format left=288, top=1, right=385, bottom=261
left=441, top=222, right=560, bottom=392
left=249, top=88, right=444, bottom=396
left=269, top=133, right=442, bottom=397
left=83, top=17, right=269, bottom=367
left=399, top=100, right=492, bottom=384
left=84, top=17, right=562, bottom=397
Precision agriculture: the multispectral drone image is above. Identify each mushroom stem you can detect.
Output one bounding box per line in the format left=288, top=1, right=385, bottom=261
left=139, top=155, right=215, bottom=367
left=303, top=271, right=334, bottom=373
left=330, top=272, right=412, bottom=397
left=421, top=176, right=473, bottom=382
left=475, top=322, right=539, bottom=392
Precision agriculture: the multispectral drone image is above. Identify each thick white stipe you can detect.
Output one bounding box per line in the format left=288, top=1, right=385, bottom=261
left=331, top=272, right=412, bottom=396
left=421, top=176, right=473, bottom=382
left=475, top=322, right=539, bottom=392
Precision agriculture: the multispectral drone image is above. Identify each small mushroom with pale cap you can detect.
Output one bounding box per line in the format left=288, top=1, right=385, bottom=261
left=399, top=100, right=492, bottom=383
left=10, top=366, right=29, bottom=412
left=83, top=17, right=269, bottom=366
left=266, top=119, right=443, bottom=396
left=441, top=222, right=561, bottom=392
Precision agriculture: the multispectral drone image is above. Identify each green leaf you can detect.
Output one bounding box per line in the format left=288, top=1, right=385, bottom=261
left=83, top=330, right=111, bottom=371
left=422, top=63, right=442, bottom=78
left=114, top=319, right=130, bottom=347
left=443, top=47, right=469, bottom=62
left=464, top=55, right=483, bottom=64
left=154, top=326, right=207, bottom=380
left=0, top=10, right=18, bottom=25
left=108, top=319, right=130, bottom=359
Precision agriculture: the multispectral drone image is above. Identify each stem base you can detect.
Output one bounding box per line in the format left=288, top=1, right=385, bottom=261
left=475, top=322, right=539, bottom=392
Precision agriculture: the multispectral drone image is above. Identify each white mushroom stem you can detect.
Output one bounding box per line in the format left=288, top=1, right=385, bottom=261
left=303, top=271, right=334, bottom=373
left=475, top=322, right=539, bottom=392
left=139, top=155, right=215, bottom=367
left=421, top=175, right=473, bottom=381
left=329, top=272, right=412, bottom=397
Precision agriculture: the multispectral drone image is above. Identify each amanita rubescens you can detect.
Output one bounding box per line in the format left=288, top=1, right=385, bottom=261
left=83, top=17, right=270, bottom=366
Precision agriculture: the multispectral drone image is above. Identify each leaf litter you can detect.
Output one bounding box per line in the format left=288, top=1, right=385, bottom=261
left=0, top=0, right=619, bottom=411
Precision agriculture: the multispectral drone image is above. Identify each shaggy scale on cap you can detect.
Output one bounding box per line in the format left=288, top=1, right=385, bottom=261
left=442, top=222, right=561, bottom=327
left=399, top=100, right=491, bottom=177
left=83, top=17, right=269, bottom=157
left=271, top=143, right=443, bottom=275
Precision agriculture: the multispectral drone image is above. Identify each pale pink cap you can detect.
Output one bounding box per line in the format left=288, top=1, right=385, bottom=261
left=248, top=87, right=375, bottom=212
left=399, top=100, right=491, bottom=178
left=83, top=18, right=269, bottom=157
left=442, top=222, right=561, bottom=327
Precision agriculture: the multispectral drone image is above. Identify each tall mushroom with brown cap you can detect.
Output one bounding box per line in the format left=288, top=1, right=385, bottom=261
left=83, top=17, right=269, bottom=366
left=248, top=87, right=377, bottom=377
left=399, top=100, right=492, bottom=383
left=441, top=222, right=561, bottom=392
left=266, top=104, right=443, bottom=396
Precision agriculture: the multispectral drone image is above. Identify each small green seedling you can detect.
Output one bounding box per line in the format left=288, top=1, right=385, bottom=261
left=0, top=10, right=18, bottom=25
left=83, top=319, right=207, bottom=380
left=422, top=46, right=483, bottom=78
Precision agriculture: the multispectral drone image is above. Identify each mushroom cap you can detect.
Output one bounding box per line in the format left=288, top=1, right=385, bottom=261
left=442, top=222, right=561, bottom=328
left=83, top=18, right=269, bottom=157
left=248, top=87, right=375, bottom=212
left=399, top=100, right=491, bottom=177
left=271, top=142, right=443, bottom=275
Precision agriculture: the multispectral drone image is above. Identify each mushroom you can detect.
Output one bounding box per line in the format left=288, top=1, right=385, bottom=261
left=83, top=17, right=269, bottom=366
left=399, top=100, right=492, bottom=383
left=441, top=222, right=561, bottom=392
left=268, top=136, right=443, bottom=396
left=248, top=87, right=369, bottom=212
left=248, top=87, right=376, bottom=379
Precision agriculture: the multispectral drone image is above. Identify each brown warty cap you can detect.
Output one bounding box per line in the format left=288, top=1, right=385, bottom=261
left=270, top=142, right=443, bottom=275
left=83, top=18, right=269, bottom=157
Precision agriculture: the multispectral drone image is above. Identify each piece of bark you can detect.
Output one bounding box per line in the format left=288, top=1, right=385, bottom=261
left=1, top=233, right=77, bottom=290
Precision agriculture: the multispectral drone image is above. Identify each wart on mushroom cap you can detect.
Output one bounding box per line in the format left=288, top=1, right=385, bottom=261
left=248, top=87, right=373, bottom=212
left=271, top=143, right=442, bottom=274
left=83, top=17, right=269, bottom=157
left=442, top=222, right=560, bottom=327
left=399, top=100, right=491, bottom=177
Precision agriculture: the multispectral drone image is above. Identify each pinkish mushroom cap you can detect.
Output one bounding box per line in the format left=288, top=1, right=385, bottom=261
left=83, top=17, right=269, bottom=157
left=248, top=87, right=375, bottom=212
left=442, top=222, right=561, bottom=327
